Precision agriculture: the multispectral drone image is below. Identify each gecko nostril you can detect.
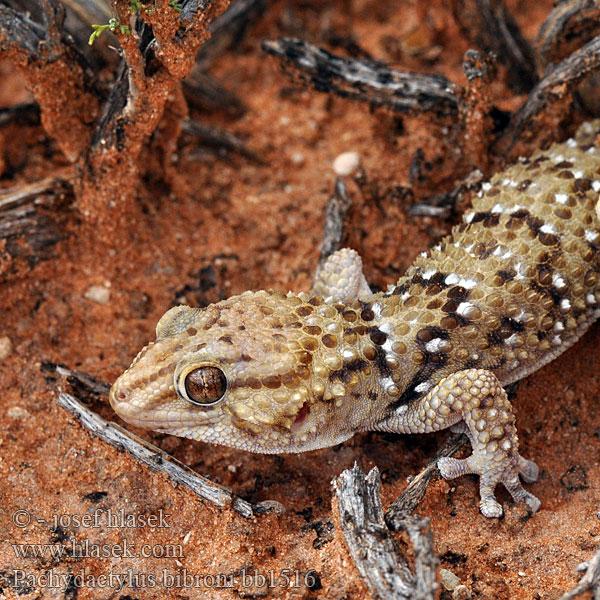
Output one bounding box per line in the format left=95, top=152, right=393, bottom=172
left=117, top=391, right=127, bottom=401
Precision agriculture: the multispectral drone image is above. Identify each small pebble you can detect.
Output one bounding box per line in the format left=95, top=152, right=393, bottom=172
left=291, top=152, right=305, bottom=165
left=85, top=285, right=111, bottom=305
left=333, top=151, right=360, bottom=176
left=0, top=336, right=12, bottom=361
left=440, top=568, right=460, bottom=591
left=452, top=584, right=472, bottom=599
left=8, top=406, right=30, bottom=419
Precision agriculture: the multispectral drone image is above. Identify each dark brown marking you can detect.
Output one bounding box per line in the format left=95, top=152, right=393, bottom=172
left=368, top=328, right=387, bottom=345
left=361, top=307, right=375, bottom=321
left=321, top=334, right=337, bottom=348
left=218, top=335, right=233, bottom=345
left=328, top=358, right=368, bottom=383
left=496, top=269, right=515, bottom=283
left=517, top=179, right=532, bottom=191
left=558, top=170, right=574, bottom=179
left=574, top=179, right=592, bottom=192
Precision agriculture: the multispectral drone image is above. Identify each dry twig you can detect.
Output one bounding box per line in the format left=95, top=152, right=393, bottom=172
left=0, top=172, right=76, bottom=280
left=495, top=35, right=600, bottom=155
left=317, top=178, right=352, bottom=268
left=181, top=118, right=265, bottom=164
left=333, top=464, right=438, bottom=600
left=262, top=38, right=460, bottom=117
left=558, top=545, right=600, bottom=600
left=452, top=0, right=538, bottom=93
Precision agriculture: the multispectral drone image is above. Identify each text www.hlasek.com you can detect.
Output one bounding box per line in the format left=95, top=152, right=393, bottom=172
left=10, top=568, right=320, bottom=590
left=11, top=539, right=183, bottom=560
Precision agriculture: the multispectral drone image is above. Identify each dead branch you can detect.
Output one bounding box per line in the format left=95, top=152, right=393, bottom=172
left=181, top=118, right=265, bottom=163
left=0, top=103, right=40, bottom=127
left=0, top=1, right=101, bottom=161
left=537, top=0, right=600, bottom=67
left=409, top=169, right=484, bottom=219
left=317, top=178, right=352, bottom=268
left=78, top=0, right=229, bottom=224
left=183, top=68, right=246, bottom=116
left=0, top=172, right=76, bottom=280
left=57, top=391, right=261, bottom=518
left=197, top=0, right=270, bottom=68
left=495, top=34, right=600, bottom=156
left=262, top=38, right=460, bottom=117
left=558, top=545, right=600, bottom=600
left=460, top=50, right=495, bottom=174
left=452, top=0, right=538, bottom=94
left=333, top=464, right=438, bottom=600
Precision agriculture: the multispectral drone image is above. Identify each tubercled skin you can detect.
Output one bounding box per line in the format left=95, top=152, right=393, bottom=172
left=111, top=120, right=600, bottom=517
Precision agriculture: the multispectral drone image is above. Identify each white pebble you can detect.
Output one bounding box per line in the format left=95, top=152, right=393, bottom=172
left=0, top=336, right=12, bottom=361
left=85, top=285, right=111, bottom=305
left=8, top=406, right=30, bottom=419
left=332, top=151, right=360, bottom=176
left=291, top=152, right=305, bottom=165
left=440, top=568, right=460, bottom=591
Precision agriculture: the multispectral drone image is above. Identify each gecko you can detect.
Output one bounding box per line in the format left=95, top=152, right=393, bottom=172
left=110, top=120, right=600, bottom=518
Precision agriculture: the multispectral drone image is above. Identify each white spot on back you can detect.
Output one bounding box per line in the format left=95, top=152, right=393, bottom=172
left=425, top=338, right=445, bottom=353
left=457, top=302, right=474, bottom=316
left=540, top=224, right=556, bottom=234
left=555, top=193, right=568, bottom=204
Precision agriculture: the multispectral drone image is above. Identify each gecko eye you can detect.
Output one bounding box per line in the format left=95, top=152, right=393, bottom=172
left=181, top=366, right=227, bottom=406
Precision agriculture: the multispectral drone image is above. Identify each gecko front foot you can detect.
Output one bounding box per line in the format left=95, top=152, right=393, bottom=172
left=439, top=450, right=540, bottom=518
left=378, top=368, right=540, bottom=518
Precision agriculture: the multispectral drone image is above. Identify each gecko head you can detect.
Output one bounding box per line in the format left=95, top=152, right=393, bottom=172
left=109, top=290, right=365, bottom=452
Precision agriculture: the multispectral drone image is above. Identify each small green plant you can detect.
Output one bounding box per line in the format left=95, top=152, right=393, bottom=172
left=88, top=18, right=131, bottom=46
left=169, top=0, right=182, bottom=12
left=129, top=0, right=143, bottom=11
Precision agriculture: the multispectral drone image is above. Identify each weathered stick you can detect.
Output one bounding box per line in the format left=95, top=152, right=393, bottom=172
left=385, top=434, right=466, bottom=522
left=537, top=0, right=600, bottom=67
left=317, top=178, right=352, bottom=268
left=452, top=0, right=537, bottom=93
left=558, top=545, right=600, bottom=600
left=495, top=35, right=600, bottom=155
left=0, top=172, right=76, bottom=280
left=262, top=38, right=460, bottom=117
left=181, top=119, right=265, bottom=164
left=333, top=464, right=438, bottom=600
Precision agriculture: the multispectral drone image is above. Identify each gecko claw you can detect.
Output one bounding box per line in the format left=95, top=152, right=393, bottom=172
left=438, top=452, right=540, bottom=518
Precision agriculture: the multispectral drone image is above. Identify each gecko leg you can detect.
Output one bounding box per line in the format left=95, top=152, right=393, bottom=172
left=311, top=248, right=373, bottom=303
left=378, top=368, right=540, bottom=517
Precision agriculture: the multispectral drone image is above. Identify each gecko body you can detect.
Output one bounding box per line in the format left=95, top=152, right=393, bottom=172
left=110, top=121, right=600, bottom=517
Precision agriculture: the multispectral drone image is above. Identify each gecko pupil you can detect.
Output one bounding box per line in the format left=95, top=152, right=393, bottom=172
left=184, top=367, right=227, bottom=405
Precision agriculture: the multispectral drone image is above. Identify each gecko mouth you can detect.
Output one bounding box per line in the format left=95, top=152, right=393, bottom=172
left=292, top=402, right=310, bottom=428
